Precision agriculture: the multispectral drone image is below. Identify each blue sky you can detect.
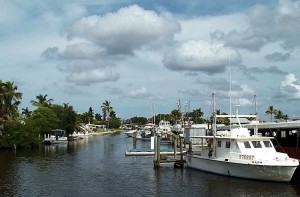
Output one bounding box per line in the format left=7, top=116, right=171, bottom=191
left=1, top=0, right=300, bottom=120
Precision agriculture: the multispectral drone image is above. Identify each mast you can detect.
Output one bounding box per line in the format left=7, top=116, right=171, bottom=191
left=212, top=93, right=217, bottom=158
left=229, top=57, right=232, bottom=131
left=254, top=94, right=258, bottom=136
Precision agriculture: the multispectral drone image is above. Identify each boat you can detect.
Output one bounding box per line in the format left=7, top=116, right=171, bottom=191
left=157, top=120, right=172, bottom=139
left=124, top=129, right=137, bottom=137
left=186, top=95, right=299, bottom=182
left=43, top=129, right=69, bottom=145
left=217, top=120, right=300, bottom=160
left=44, top=134, right=68, bottom=145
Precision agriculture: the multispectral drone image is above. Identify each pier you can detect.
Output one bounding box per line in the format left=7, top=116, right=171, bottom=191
left=125, top=133, right=186, bottom=168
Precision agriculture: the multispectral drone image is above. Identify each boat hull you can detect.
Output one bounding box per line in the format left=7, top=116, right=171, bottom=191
left=186, top=155, right=299, bottom=182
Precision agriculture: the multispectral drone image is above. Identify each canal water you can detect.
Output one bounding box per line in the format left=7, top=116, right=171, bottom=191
left=0, top=133, right=299, bottom=197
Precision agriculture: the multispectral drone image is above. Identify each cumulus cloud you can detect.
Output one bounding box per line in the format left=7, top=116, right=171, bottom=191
left=127, top=87, right=154, bottom=99
left=55, top=59, right=120, bottom=86
left=66, top=68, right=120, bottom=86
left=264, top=52, right=290, bottom=62
left=163, top=40, right=241, bottom=74
left=42, top=43, right=106, bottom=60
left=67, top=4, right=181, bottom=55
left=280, top=74, right=300, bottom=100
left=219, top=0, right=300, bottom=51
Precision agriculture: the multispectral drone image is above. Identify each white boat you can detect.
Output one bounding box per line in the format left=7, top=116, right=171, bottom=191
left=44, top=134, right=68, bottom=144
left=124, top=130, right=137, bottom=137
left=44, top=129, right=69, bottom=144
left=157, top=120, right=172, bottom=138
left=186, top=100, right=299, bottom=182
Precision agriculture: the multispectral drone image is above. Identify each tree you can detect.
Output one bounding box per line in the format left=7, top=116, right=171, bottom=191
left=0, top=80, right=22, bottom=123
left=170, top=109, right=181, bottom=122
left=130, top=116, right=148, bottom=125
left=30, top=94, right=53, bottom=107
left=50, top=104, right=77, bottom=136
left=22, top=107, right=32, bottom=118
left=109, top=117, right=121, bottom=129
left=101, top=100, right=113, bottom=129
left=190, top=108, right=206, bottom=124
left=265, top=106, right=277, bottom=122
left=87, top=107, right=94, bottom=123
left=95, top=113, right=102, bottom=121
left=29, top=106, right=59, bottom=136
left=0, top=120, right=40, bottom=149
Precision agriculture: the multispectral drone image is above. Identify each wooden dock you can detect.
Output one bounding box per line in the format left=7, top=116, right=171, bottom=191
left=125, top=148, right=186, bottom=156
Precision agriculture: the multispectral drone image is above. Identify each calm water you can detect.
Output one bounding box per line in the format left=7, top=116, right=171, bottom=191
left=0, top=133, right=299, bottom=197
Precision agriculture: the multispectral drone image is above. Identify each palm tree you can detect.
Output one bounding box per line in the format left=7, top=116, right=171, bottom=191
left=265, top=106, right=277, bottom=122
left=0, top=81, right=22, bottom=122
left=31, top=94, right=53, bottom=107
left=191, top=108, right=205, bottom=124
left=101, top=100, right=113, bottom=129
left=22, top=107, right=32, bottom=118
left=274, top=110, right=284, bottom=120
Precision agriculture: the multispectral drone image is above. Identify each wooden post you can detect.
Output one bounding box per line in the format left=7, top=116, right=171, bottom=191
left=173, top=135, right=177, bottom=159
left=179, top=136, right=183, bottom=162
left=133, top=131, right=137, bottom=149
left=154, top=136, right=161, bottom=168
left=157, top=135, right=160, bottom=165
left=188, top=141, right=192, bottom=154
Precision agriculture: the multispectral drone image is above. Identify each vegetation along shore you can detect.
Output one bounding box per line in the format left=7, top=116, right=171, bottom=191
left=0, top=79, right=289, bottom=150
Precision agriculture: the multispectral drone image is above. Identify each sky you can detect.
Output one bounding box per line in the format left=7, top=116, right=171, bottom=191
left=1, top=0, right=300, bottom=121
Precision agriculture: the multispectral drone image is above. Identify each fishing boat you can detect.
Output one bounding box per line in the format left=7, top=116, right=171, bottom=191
left=186, top=95, right=299, bottom=182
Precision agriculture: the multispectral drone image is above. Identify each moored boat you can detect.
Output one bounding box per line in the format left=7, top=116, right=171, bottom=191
left=124, top=129, right=137, bottom=137
left=186, top=96, right=299, bottom=182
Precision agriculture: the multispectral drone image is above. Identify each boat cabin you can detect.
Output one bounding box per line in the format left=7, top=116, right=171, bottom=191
left=215, top=137, right=276, bottom=161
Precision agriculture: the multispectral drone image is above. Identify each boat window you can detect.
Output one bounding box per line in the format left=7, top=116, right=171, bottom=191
left=217, top=141, right=222, bottom=147
left=252, top=141, right=262, bottom=148
left=263, top=141, right=272, bottom=148
left=244, top=141, right=251, bottom=148
left=226, top=141, right=230, bottom=148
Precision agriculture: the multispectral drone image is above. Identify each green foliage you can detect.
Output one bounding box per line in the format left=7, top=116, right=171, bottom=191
left=190, top=108, right=206, bottom=124
left=29, top=106, right=59, bottom=136
left=109, top=117, right=121, bottom=129
left=30, top=94, right=53, bottom=107
left=50, top=104, right=77, bottom=136
left=0, top=80, right=22, bottom=123
left=130, top=116, right=148, bottom=125
left=0, top=121, right=40, bottom=149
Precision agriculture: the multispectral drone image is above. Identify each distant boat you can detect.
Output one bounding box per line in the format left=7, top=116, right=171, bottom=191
left=186, top=98, right=299, bottom=182
left=157, top=120, right=172, bottom=139
left=44, top=135, right=68, bottom=145
left=44, top=129, right=68, bottom=145
left=124, top=130, right=137, bottom=137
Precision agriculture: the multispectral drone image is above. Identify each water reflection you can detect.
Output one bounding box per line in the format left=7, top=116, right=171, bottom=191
left=0, top=134, right=299, bottom=196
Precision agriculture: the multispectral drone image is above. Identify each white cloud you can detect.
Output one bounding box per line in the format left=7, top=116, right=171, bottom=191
left=60, top=43, right=106, bottom=60
left=127, top=87, right=155, bottom=99
left=163, top=40, right=241, bottom=74
left=66, top=68, right=120, bottom=86
left=67, top=4, right=181, bottom=55
left=222, top=0, right=300, bottom=51
left=280, top=74, right=300, bottom=100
